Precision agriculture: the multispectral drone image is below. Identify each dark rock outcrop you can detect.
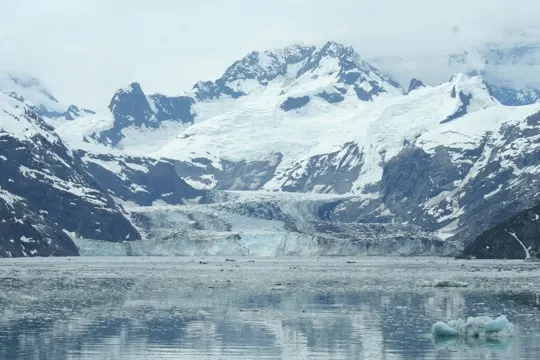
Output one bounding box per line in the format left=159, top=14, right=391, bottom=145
left=81, top=152, right=205, bottom=206
left=441, top=91, right=473, bottom=123
left=317, top=90, right=345, bottom=103
left=407, top=78, right=425, bottom=94
left=0, top=192, right=79, bottom=257
left=0, top=97, right=141, bottom=257
left=193, top=44, right=316, bottom=101
left=487, top=84, right=540, bottom=106
left=97, top=83, right=194, bottom=146
left=461, top=203, right=540, bottom=259
left=280, top=96, right=311, bottom=111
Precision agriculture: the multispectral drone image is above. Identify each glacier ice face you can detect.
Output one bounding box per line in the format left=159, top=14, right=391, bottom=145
left=74, top=191, right=457, bottom=257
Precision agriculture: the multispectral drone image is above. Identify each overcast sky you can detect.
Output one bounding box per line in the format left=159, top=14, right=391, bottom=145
left=0, top=0, right=538, bottom=108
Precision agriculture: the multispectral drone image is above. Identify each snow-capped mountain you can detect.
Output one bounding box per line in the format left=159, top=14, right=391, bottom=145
left=154, top=73, right=498, bottom=193
left=0, top=92, right=138, bottom=256
left=2, top=41, right=540, bottom=258
left=95, top=82, right=195, bottom=146
left=486, top=85, right=540, bottom=106
left=0, top=92, right=207, bottom=257
left=80, top=41, right=404, bottom=149
left=0, top=73, right=95, bottom=121
left=370, top=41, right=540, bottom=106
left=191, top=41, right=403, bottom=103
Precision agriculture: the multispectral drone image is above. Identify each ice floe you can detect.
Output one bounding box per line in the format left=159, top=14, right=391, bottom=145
left=432, top=315, right=515, bottom=340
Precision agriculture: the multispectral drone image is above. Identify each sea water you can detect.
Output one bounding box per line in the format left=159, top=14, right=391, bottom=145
left=0, top=257, right=539, bottom=359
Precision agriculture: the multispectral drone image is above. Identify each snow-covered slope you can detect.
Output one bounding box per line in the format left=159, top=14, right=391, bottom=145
left=336, top=105, right=540, bottom=244
left=55, top=41, right=404, bottom=154
left=153, top=73, right=497, bottom=190
left=0, top=189, right=78, bottom=257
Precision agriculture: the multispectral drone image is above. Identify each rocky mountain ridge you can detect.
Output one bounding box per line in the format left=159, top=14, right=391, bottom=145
left=1, top=41, right=539, bottom=258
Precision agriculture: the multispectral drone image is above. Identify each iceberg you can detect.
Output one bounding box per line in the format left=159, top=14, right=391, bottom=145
left=432, top=315, right=515, bottom=340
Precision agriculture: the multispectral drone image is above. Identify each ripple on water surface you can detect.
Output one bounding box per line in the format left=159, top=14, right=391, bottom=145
left=0, top=257, right=539, bottom=359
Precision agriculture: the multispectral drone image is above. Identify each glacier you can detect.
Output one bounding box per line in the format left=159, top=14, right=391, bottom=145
left=73, top=191, right=455, bottom=257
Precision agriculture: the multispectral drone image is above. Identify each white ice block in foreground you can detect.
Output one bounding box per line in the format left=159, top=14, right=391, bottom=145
left=432, top=315, right=515, bottom=340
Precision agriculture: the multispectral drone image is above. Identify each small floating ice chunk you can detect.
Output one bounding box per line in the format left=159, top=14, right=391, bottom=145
left=433, top=280, right=469, bottom=288
left=432, top=321, right=460, bottom=337
left=432, top=315, right=515, bottom=340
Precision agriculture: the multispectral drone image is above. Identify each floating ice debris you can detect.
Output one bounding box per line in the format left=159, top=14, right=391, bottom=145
left=433, top=280, right=469, bottom=288
left=432, top=315, right=515, bottom=340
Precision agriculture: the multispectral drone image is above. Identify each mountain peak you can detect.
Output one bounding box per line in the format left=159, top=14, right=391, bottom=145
left=407, top=78, right=425, bottom=94
left=0, top=72, right=93, bottom=121
left=270, top=43, right=316, bottom=62
left=218, top=44, right=315, bottom=85
left=123, top=82, right=144, bottom=94
left=297, top=41, right=359, bottom=75
left=440, top=73, right=499, bottom=124
left=192, top=41, right=402, bottom=103
left=319, top=41, right=356, bottom=58
left=4, top=73, right=59, bottom=103
left=107, top=81, right=151, bottom=118
left=294, top=41, right=403, bottom=101
left=99, top=81, right=194, bottom=146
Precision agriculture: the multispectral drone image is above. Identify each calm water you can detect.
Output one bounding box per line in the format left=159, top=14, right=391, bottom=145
left=0, top=257, right=539, bottom=359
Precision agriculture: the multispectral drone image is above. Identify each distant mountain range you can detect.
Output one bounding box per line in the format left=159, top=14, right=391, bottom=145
left=1, top=41, right=539, bottom=258
left=370, top=41, right=540, bottom=106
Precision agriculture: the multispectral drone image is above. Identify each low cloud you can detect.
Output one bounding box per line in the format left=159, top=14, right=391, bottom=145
left=1, top=0, right=539, bottom=107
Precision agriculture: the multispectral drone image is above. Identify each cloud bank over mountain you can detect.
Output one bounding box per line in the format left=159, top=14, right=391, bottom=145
left=1, top=0, right=539, bottom=107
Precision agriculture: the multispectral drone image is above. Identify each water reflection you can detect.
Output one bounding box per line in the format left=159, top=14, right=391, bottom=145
left=0, top=268, right=539, bottom=359
left=433, top=336, right=511, bottom=353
